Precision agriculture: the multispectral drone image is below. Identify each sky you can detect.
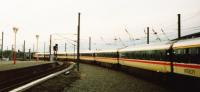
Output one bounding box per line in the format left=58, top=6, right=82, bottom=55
left=0, top=0, right=200, bottom=52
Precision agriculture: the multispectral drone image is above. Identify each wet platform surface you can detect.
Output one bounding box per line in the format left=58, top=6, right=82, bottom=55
left=0, top=61, right=52, bottom=71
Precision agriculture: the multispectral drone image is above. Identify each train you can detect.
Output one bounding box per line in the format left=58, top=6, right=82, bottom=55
left=35, top=37, right=200, bottom=78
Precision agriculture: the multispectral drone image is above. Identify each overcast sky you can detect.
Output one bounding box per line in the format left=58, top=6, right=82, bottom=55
left=0, top=0, right=200, bottom=52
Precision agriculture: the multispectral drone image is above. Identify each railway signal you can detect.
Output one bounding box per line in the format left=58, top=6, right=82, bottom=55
left=53, top=44, right=58, bottom=61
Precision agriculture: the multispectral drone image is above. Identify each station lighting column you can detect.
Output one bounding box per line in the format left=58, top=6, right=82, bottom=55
left=13, top=27, right=18, bottom=64
left=36, top=35, right=39, bottom=61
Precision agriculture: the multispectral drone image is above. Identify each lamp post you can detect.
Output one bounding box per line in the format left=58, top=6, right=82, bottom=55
left=36, top=35, right=39, bottom=61
left=13, top=27, right=18, bottom=64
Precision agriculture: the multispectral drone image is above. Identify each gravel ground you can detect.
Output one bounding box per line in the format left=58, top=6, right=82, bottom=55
left=26, top=63, right=174, bottom=92
left=64, top=63, right=171, bottom=92
left=25, top=69, right=80, bottom=92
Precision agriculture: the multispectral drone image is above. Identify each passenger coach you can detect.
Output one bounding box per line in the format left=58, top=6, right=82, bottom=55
left=119, top=42, right=172, bottom=73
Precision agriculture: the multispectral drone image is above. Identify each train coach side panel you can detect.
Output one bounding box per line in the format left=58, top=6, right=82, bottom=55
left=173, top=62, right=200, bottom=77
left=80, top=56, right=95, bottom=61
left=66, top=56, right=77, bottom=60
left=95, top=57, right=118, bottom=64
left=119, top=58, right=171, bottom=73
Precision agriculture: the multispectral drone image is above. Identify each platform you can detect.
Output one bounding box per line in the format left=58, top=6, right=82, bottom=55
left=0, top=61, right=52, bottom=71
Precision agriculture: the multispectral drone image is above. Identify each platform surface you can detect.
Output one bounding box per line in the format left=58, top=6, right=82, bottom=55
left=0, top=61, right=52, bottom=71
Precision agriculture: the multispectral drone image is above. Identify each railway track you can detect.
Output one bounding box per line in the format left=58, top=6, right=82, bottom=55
left=0, top=61, right=68, bottom=92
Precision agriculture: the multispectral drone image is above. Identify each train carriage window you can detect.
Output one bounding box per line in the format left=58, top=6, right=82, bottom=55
left=163, top=50, right=168, bottom=61
left=119, top=52, right=125, bottom=58
left=198, top=47, right=200, bottom=56
left=189, top=47, right=198, bottom=55
left=185, top=48, right=189, bottom=63
left=139, top=51, right=143, bottom=59
left=175, top=48, right=193, bottom=63
left=159, top=50, right=163, bottom=60
left=129, top=51, right=134, bottom=59
left=146, top=51, right=149, bottom=60
left=155, top=50, right=161, bottom=60
left=126, top=52, right=129, bottom=58
left=97, top=52, right=118, bottom=58
left=174, top=49, right=183, bottom=62
left=198, top=47, right=200, bottom=64
left=136, top=51, right=140, bottom=59
left=143, top=51, right=146, bottom=59
left=189, top=47, right=200, bottom=64
left=149, top=50, right=154, bottom=60
left=131, top=51, right=135, bottom=58
left=137, top=51, right=140, bottom=59
left=198, top=47, right=200, bottom=55
left=134, top=51, right=138, bottom=59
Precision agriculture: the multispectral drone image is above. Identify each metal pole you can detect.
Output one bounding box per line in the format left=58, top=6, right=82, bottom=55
left=44, top=42, right=45, bottom=61
left=14, top=33, right=16, bottom=64
left=23, top=40, right=25, bottom=61
left=49, top=35, right=52, bottom=61
left=65, top=43, right=67, bottom=58
left=33, top=44, right=35, bottom=52
left=1, top=32, right=3, bottom=60
left=11, top=45, right=13, bottom=60
left=36, top=35, right=39, bottom=61
left=178, top=14, right=181, bottom=39
left=147, top=27, right=149, bottom=44
left=77, top=12, right=81, bottom=71
left=74, top=44, right=75, bottom=62
left=29, top=49, right=31, bottom=61
left=89, top=36, right=91, bottom=51
left=65, top=43, right=67, bottom=52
